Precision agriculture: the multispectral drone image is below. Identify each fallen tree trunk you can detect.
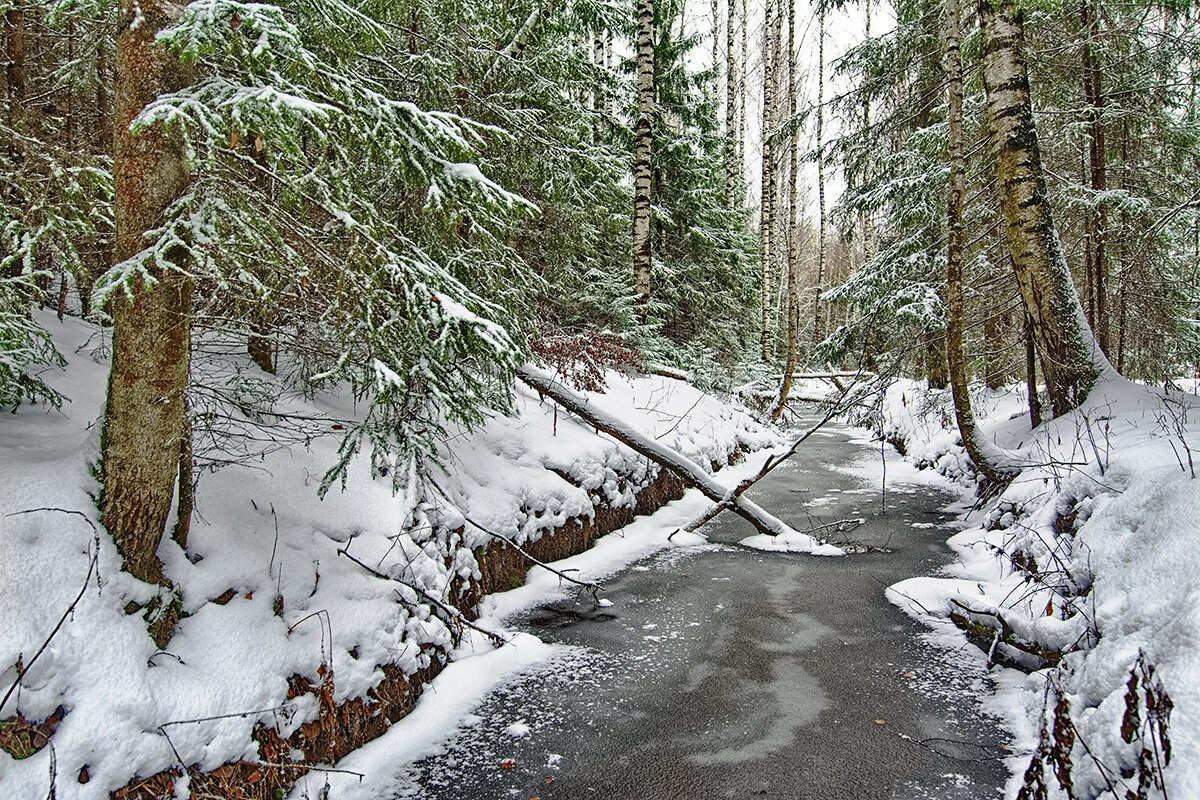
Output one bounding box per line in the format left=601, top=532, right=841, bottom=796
left=517, top=366, right=831, bottom=548
left=780, top=371, right=877, bottom=381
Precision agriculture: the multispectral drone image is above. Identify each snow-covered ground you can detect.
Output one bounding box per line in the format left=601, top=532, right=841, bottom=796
left=875, top=376, right=1200, bottom=800
left=0, top=312, right=778, bottom=798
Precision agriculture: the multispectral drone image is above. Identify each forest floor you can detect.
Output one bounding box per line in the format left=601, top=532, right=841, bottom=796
left=3, top=312, right=1198, bottom=800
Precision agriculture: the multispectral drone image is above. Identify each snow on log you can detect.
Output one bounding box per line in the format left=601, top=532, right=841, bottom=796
left=516, top=365, right=843, bottom=555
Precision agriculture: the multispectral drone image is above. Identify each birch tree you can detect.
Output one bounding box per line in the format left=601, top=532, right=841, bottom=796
left=724, top=0, right=738, bottom=207
left=774, top=0, right=800, bottom=417
left=979, top=0, right=1113, bottom=415
left=633, top=0, right=655, bottom=321
left=758, top=0, right=779, bottom=361
left=810, top=2, right=826, bottom=349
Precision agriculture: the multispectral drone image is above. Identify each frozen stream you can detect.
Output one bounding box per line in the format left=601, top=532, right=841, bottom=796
left=393, top=422, right=1010, bottom=799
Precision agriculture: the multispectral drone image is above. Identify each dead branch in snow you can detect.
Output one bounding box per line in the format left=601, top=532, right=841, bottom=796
left=1, top=509, right=101, bottom=717
left=948, top=597, right=1062, bottom=673
left=463, top=514, right=604, bottom=595
left=425, top=479, right=605, bottom=597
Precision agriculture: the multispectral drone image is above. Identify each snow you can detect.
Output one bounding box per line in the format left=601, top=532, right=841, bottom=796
left=0, top=312, right=777, bottom=798
left=502, top=720, right=531, bottom=738
left=739, top=531, right=846, bottom=555
left=870, top=375, right=1200, bottom=799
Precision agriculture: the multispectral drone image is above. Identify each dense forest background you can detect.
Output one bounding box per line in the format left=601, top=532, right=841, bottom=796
left=1, top=0, right=1199, bottom=576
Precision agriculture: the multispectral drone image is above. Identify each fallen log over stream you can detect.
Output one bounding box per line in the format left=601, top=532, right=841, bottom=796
left=517, top=365, right=841, bottom=553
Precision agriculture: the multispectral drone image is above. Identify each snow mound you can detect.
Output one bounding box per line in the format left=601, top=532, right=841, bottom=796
left=739, top=532, right=845, bottom=556
left=879, top=374, right=1200, bottom=799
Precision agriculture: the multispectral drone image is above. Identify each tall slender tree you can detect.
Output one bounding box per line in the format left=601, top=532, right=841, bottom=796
left=1079, top=0, right=1108, bottom=354
left=634, top=0, right=655, bottom=321
left=774, top=0, right=800, bottom=417
left=945, top=0, right=1007, bottom=482
left=4, top=3, right=25, bottom=138
left=758, top=0, right=779, bottom=361
left=810, top=2, right=826, bottom=349
left=724, top=0, right=738, bottom=206
left=979, top=0, right=1112, bottom=415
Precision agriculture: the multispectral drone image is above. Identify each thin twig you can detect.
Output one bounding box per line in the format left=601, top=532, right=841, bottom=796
left=335, top=548, right=507, bottom=646
left=683, top=402, right=844, bottom=533
left=0, top=511, right=99, bottom=716
left=257, top=762, right=365, bottom=779
left=460, top=512, right=603, bottom=593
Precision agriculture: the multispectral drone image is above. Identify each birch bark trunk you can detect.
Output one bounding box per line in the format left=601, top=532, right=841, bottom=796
left=774, top=0, right=800, bottom=419
left=633, top=0, right=655, bottom=322
left=758, top=0, right=779, bottom=360
left=738, top=0, right=746, bottom=171
left=810, top=6, right=826, bottom=349
left=979, top=0, right=1112, bottom=416
left=724, top=0, right=738, bottom=207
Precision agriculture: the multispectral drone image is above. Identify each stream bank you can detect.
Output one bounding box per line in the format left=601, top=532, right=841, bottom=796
left=384, top=421, right=1011, bottom=799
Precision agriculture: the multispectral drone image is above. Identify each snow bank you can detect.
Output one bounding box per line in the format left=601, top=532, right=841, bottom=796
left=878, top=374, right=1200, bottom=799
left=0, top=312, right=775, bottom=798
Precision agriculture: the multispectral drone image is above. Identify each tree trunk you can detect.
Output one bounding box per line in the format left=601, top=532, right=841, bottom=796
left=96, top=39, right=111, bottom=150
left=773, top=0, right=799, bottom=419
left=1025, top=310, right=1041, bottom=427
left=925, top=331, right=948, bottom=389
left=486, top=0, right=555, bottom=79
left=945, top=0, right=1007, bottom=483
left=724, top=0, right=738, bottom=207
left=758, top=0, right=778, bottom=361
left=979, top=0, right=1110, bottom=416
left=1080, top=0, right=1108, bottom=355
left=5, top=3, right=25, bottom=147
left=593, top=29, right=603, bottom=140
left=102, top=0, right=193, bottom=585
left=711, top=0, right=719, bottom=104
left=633, top=0, right=654, bottom=322
left=517, top=366, right=834, bottom=548
left=737, top=0, right=746, bottom=173
left=65, top=18, right=76, bottom=149
left=82, top=40, right=114, bottom=319
left=983, top=306, right=1006, bottom=389
left=810, top=6, right=826, bottom=349
left=247, top=137, right=276, bottom=373
left=605, top=32, right=614, bottom=117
